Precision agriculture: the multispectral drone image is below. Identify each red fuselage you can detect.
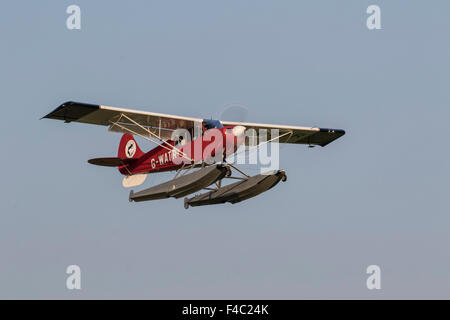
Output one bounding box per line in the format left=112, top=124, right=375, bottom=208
left=118, top=126, right=244, bottom=176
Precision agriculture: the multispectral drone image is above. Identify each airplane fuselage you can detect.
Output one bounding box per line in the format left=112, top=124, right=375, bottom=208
left=118, top=126, right=244, bottom=176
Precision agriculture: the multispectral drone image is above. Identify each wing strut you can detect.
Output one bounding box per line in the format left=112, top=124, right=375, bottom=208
left=227, top=130, right=293, bottom=164
left=109, top=113, right=192, bottom=162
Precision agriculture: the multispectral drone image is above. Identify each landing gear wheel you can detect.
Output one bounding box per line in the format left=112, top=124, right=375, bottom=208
left=184, top=198, right=190, bottom=209
left=281, top=172, right=287, bottom=182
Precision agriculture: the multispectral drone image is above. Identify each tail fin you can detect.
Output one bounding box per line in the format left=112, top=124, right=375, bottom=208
left=118, top=134, right=144, bottom=159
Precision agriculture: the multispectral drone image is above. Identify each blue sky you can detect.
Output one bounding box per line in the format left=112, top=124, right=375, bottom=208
left=1, top=0, right=449, bottom=298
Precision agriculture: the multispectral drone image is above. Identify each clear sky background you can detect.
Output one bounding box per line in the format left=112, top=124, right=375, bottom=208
left=1, top=0, right=449, bottom=299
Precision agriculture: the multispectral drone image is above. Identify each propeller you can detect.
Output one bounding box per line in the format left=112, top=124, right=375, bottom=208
left=232, top=125, right=246, bottom=137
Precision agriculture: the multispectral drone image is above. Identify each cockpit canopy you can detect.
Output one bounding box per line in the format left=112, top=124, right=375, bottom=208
left=202, top=119, right=223, bottom=130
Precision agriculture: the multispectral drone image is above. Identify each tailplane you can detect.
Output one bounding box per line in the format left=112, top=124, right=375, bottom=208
left=88, top=134, right=147, bottom=187
left=88, top=157, right=136, bottom=167
left=88, top=134, right=144, bottom=167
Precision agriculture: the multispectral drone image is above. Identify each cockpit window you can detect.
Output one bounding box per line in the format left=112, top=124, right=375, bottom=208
left=202, top=119, right=223, bottom=130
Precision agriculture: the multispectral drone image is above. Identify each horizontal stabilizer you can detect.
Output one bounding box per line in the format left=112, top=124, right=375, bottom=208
left=88, top=157, right=136, bottom=167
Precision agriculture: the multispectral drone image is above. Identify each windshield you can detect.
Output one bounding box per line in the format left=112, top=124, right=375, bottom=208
left=202, top=119, right=223, bottom=130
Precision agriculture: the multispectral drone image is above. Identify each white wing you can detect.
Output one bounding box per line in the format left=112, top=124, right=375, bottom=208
left=221, top=120, right=345, bottom=147
left=42, top=101, right=202, bottom=140
left=43, top=101, right=345, bottom=146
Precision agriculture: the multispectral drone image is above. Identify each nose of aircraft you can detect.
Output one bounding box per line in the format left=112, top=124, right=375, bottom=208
left=232, top=125, right=246, bottom=137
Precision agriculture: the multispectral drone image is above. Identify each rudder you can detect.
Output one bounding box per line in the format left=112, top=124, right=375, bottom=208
left=118, top=134, right=144, bottom=159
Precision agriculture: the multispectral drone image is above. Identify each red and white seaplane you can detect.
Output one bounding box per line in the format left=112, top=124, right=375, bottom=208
left=43, top=101, right=345, bottom=208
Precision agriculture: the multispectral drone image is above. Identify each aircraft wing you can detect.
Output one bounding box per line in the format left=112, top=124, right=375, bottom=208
left=220, top=120, right=345, bottom=147
left=43, top=101, right=345, bottom=147
left=42, top=101, right=203, bottom=140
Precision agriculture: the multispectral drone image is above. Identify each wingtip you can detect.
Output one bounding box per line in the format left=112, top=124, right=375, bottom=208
left=41, top=101, right=100, bottom=122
